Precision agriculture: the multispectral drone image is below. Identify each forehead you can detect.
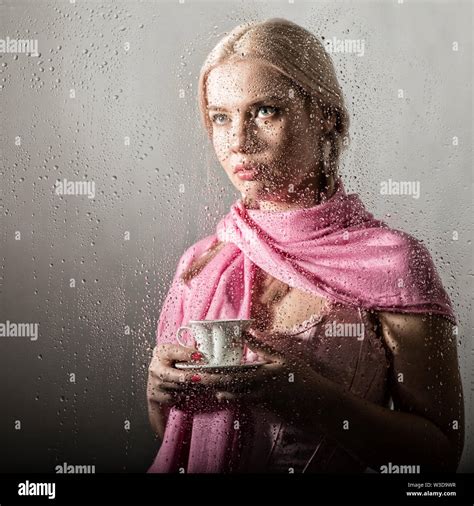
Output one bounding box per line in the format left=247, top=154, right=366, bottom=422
left=206, top=58, right=296, bottom=107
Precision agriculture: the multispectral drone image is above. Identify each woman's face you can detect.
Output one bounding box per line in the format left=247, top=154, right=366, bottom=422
left=205, top=58, right=328, bottom=208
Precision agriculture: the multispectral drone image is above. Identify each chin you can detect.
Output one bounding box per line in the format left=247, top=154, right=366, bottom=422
left=241, top=181, right=269, bottom=196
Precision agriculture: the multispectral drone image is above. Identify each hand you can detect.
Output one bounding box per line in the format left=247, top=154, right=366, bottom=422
left=147, top=343, right=208, bottom=406
left=192, top=328, right=318, bottom=418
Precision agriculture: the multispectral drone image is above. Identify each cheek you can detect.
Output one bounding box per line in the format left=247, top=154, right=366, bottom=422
left=261, top=120, right=297, bottom=154
left=278, top=116, right=313, bottom=156
left=212, top=130, right=230, bottom=161
left=258, top=121, right=284, bottom=146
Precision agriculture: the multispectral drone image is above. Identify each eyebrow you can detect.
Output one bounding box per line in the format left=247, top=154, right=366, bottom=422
left=207, top=95, right=288, bottom=111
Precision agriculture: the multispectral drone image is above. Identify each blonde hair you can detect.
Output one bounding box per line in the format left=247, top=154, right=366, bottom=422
left=198, top=17, right=350, bottom=178
left=181, top=19, right=350, bottom=284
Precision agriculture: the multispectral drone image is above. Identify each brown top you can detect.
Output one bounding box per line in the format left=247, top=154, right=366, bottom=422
left=238, top=271, right=392, bottom=472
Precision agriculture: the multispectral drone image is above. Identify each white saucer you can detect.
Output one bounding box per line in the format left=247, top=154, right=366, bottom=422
left=174, top=361, right=267, bottom=372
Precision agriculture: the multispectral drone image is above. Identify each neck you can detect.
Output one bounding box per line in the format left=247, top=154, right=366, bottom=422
left=249, top=174, right=337, bottom=212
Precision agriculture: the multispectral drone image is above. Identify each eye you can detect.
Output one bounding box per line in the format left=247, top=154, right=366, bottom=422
left=210, top=113, right=229, bottom=126
left=256, top=106, right=278, bottom=119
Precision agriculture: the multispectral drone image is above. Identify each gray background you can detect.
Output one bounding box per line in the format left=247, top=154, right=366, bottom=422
left=0, top=0, right=472, bottom=472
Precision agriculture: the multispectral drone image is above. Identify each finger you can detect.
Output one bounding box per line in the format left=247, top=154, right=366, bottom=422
left=154, top=391, right=186, bottom=406
left=215, top=386, right=264, bottom=403
left=148, top=385, right=176, bottom=404
left=215, top=388, right=255, bottom=401
left=182, top=369, right=260, bottom=390
left=154, top=343, right=201, bottom=364
left=153, top=343, right=197, bottom=359
left=148, top=380, right=179, bottom=397
left=155, top=365, right=232, bottom=388
left=158, top=381, right=187, bottom=392
left=150, top=392, right=173, bottom=405
left=189, top=371, right=239, bottom=389
left=215, top=391, right=240, bottom=402
left=154, top=366, right=190, bottom=384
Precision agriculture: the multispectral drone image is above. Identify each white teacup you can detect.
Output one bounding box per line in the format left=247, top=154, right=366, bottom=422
left=176, top=319, right=254, bottom=366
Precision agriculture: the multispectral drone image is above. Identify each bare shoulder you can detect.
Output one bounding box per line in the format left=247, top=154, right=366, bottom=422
left=376, top=311, right=455, bottom=354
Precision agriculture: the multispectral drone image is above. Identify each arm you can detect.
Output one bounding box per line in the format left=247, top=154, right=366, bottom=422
left=146, top=238, right=222, bottom=437
left=147, top=398, right=167, bottom=442
left=274, top=312, right=464, bottom=472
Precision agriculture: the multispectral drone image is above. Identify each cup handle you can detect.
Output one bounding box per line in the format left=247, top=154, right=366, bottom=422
left=176, top=326, right=193, bottom=347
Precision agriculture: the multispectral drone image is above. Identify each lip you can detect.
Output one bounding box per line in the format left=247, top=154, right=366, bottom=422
left=233, top=163, right=259, bottom=181
left=236, top=170, right=256, bottom=181
left=233, top=163, right=258, bottom=173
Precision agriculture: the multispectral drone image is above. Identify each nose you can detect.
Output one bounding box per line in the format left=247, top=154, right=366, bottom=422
left=229, top=116, right=256, bottom=154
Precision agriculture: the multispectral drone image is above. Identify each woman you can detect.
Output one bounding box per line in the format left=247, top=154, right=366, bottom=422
left=146, top=18, right=464, bottom=473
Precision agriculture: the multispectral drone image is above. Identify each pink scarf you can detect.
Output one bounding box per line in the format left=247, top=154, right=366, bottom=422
left=147, top=178, right=456, bottom=473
